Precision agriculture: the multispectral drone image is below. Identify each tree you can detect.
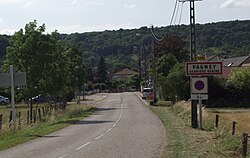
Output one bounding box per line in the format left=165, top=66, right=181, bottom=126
left=162, top=63, right=189, bottom=101
left=155, top=33, right=189, bottom=61
left=156, top=54, right=178, bottom=77
left=96, top=56, right=108, bottom=83
left=3, top=20, right=67, bottom=110
left=226, top=67, right=250, bottom=105
left=65, top=44, right=86, bottom=92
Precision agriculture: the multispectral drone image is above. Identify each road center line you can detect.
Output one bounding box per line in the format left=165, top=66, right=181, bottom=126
left=95, top=134, right=105, bottom=140
left=106, top=128, right=112, bottom=133
left=58, top=154, right=69, bottom=158
left=76, top=142, right=92, bottom=150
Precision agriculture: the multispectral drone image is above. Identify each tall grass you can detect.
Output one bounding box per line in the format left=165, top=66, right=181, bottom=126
left=151, top=101, right=242, bottom=157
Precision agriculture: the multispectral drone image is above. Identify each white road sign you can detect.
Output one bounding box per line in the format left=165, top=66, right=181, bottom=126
left=186, top=62, right=222, bottom=76
left=191, top=94, right=208, bottom=100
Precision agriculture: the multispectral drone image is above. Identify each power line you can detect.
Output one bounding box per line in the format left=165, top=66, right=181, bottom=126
left=149, top=25, right=164, bottom=44
left=174, top=1, right=180, bottom=24
left=170, top=0, right=178, bottom=25
left=178, top=2, right=184, bottom=25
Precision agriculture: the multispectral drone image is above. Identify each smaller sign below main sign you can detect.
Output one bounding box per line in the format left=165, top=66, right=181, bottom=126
left=186, top=62, right=222, bottom=76
left=191, top=94, right=208, bottom=100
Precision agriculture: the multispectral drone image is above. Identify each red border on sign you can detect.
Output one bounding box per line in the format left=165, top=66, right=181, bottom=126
left=185, top=62, right=223, bottom=76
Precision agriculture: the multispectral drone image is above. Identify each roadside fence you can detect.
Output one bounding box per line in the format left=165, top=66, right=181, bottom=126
left=214, top=114, right=249, bottom=157
left=0, top=105, right=52, bottom=133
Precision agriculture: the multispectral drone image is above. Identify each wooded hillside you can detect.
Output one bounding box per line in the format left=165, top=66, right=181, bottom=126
left=1, top=20, right=250, bottom=73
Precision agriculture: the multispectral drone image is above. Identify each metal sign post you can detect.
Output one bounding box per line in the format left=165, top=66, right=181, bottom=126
left=0, top=65, right=26, bottom=132
left=10, top=65, right=16, bottom=132
left=198, top=93, right=202, bottom=129
left=191, top=77, right=207, bottom=129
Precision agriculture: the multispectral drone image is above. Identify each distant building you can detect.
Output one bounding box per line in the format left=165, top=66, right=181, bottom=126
left=206, top=54, right=250, bottom=78
left=112, top=68, right=137, bottom=80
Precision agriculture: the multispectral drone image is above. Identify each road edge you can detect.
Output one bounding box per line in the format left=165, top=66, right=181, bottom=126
left=134, top=91, right=166, bottom=158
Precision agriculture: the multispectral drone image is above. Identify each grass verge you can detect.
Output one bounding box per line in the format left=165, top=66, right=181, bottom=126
left=0, top=104, right=96, bottom=151
left=150, top=101, right=241, bottom=158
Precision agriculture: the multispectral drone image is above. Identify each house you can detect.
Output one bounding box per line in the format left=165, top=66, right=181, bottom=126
left=206, top=54, right=250, bottom=78
left=112, top=68, right=137, bottom=80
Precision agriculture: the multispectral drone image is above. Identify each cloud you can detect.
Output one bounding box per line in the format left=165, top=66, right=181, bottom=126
left=0, top=0, right=25, bottom=4
left=24, top=1, right=34, bottom=8
left=0, top=29, right=17, bottom=35
left=88, top=1, right=103, bottom=6
left=71, top=0, right=78, bottom=5
left=220, top=0, right=250, bottom=9
left=72, top=1, right=103, bottom=6
left=125, top=4, right=136, bottom=9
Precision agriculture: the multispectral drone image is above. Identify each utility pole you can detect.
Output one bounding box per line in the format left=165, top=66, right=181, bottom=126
left=138, top=47, right=142, bottom=90
left=190, top=0, right=198, bottom=128
left=135, top=33, right=142, bottom=91
left=151, top=37, right=157, bottom=103
left=180, top=0, right=200, bottom=128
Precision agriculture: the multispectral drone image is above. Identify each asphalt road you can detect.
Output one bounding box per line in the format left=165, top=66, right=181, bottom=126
left=0, top=92, right=165, bottom=158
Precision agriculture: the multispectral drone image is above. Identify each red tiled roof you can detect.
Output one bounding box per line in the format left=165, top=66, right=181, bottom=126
left=114, top=68, right=137, bottom=75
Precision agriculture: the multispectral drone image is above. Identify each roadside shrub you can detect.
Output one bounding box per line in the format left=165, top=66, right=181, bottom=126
left=161, top=63, right=189, bottom=102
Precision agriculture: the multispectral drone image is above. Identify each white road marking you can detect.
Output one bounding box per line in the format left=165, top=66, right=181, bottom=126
left=76, top=142, right=92, bottom=150
left=106, top=128, right=112, bottom=133
left=58, top=154, right=68, bottom=158
left=95, top=134, right=105, bottom=140
left=60, top=100, right=124, bottom=157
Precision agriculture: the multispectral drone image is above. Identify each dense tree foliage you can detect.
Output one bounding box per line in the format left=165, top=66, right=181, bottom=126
left=96, top=56, right=108, bottom=83
left=2, top=21, right=88, bottom=109
left=0, top=20, right=250, bottom=107
left=159, top=63, right=189, bottom=101
left=1, top=20, right=250, bottom=73
left=3, top=21, right=66, bottom=98
left=226, top=67, right=250, bottom=105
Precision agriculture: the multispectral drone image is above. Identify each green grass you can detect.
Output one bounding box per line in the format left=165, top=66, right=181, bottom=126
left=0, top=104, right=96, bottom=151
left=150, top=104, right=240, bottom=158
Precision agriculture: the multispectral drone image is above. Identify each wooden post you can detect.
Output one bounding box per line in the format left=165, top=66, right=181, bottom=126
left=242, top=133, right=248, bottom=158
left=9, top=111, right=12, bottom=128
left=38, top=109, right=42, bottom=121
left=33, top=110, right=36, bottom=123
left=27, top=110, right=30, bottom=125
left=42, top=107, right=45, bottom=116
left=0, top=114, right=2, bottom=129
left=232, top=121, right=237, bottom=135
left=215, top=114, right=219, bottom=128
left=18, top=112, right=21, bottom=130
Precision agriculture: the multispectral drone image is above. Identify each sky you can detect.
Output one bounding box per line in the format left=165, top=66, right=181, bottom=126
left=0, top=0, right=249, bottom=35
